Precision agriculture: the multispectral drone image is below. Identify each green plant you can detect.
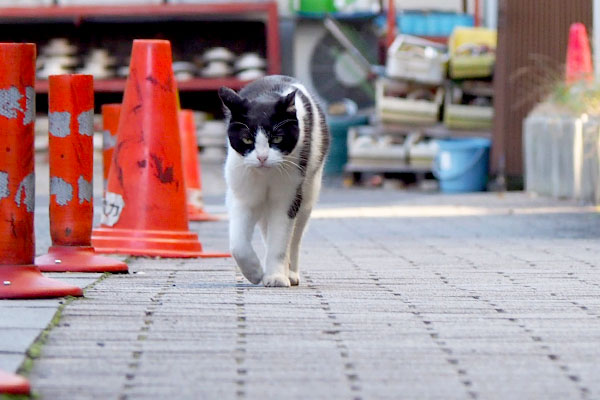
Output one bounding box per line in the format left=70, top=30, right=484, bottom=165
left=549, top=80, right=600, bottom=116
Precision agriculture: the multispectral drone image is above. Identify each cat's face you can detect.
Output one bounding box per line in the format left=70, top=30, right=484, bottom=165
left=219, top=87, right=299, bottom=169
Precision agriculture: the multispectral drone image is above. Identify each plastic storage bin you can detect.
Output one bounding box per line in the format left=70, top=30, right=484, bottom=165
left=377, top=78, right=443, bottom=125
left=347, top=125, right=408, bottom=166
left=385, top=35, right=448, bottom=84
left=443, top=85, right=493, bottom=130
left=399, top=11, right=474, bottom=37
left=449, top=27, right=497, bottom=79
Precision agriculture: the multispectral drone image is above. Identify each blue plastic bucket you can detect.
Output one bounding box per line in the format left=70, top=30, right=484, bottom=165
left=433, top=137, right=491, bottom=193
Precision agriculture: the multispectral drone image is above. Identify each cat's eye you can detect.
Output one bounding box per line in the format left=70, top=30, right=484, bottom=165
left=271, top=136, right=283, bottom=144
left=242, top=137, right=253, bottom=145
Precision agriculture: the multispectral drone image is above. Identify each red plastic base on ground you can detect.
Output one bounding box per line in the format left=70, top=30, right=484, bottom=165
left=0, top=265, right=83, bottom=299
left=0, top=369, right=30, bottom=395
left=188, top=205, right=220, bottom=222
left=36, top=245, right=129, bottom=273
left=91, top=228, right=230, bottom=258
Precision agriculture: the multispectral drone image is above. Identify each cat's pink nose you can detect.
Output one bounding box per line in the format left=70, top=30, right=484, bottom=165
left=257, top=155, right=268, bottom=164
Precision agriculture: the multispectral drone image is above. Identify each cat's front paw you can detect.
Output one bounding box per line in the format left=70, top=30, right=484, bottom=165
left=240, top=268, right=263, bottom=285
left=262, top=273, right=291, bottom=287
left=288, top=271, right=300, bottom=286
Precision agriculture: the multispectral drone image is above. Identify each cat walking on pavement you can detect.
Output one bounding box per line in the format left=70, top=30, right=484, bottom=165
left=219, top=75, right=330, bottom=287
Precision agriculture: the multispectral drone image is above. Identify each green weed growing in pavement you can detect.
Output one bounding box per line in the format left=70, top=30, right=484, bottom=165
left=0, top=393, right=38, bottom=400
left=6, top=271, right=116, bottom=399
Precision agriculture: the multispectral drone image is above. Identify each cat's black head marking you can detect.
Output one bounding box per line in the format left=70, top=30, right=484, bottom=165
left=219, top=86, right=300, bottom=158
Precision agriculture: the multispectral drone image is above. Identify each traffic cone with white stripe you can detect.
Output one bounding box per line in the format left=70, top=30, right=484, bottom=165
left=35, top=74, right=128, bottom=273
left=101, top=103, right=121, bottom=195
left=0, top=43, right=83, bottom=298
left=91, top=39, right=229, bottom=258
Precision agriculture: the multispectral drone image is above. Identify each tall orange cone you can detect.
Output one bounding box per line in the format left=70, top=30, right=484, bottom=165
left=179, top=109, right=219, bottom=222
left=0, top=370, right=30, bottom=395
left=35, top=75, right=128, bottom=273
left=101, top=103, right=120, bottom=194
left=91, top=39, right=229, bottom=258
left=566, top=22, right=593, bottom=84
left=0, top=43, right=82, bottom=299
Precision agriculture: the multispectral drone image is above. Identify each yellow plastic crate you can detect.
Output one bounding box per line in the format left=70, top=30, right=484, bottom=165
left=449, top=27, right=497, bottom=79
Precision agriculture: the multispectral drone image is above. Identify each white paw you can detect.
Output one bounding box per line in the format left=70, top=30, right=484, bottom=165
left=240, top=268, right=263, bottom=285
left=288, top=271, right=300, bottom=286
left=262, top=273, right=291, bottom=287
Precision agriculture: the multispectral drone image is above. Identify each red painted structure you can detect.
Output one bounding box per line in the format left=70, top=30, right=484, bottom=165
left=0, top=43, right=82, bottom=298
left=36, top=75, right=128, bottom=273
left=0, top=3, right=280, bottom=93
left=0, top=369, right=30, bottom=395
left=179, top=109, right=219, bottom=222
left=92, top=40, right=229, bottom=258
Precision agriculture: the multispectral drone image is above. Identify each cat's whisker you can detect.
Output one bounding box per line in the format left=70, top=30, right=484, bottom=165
left=281, top=159, right=302, bottom=170
left=282, top=158, right=301, bottom=167
left=282, top=165, right=295, bottom=181
left=275, top=164, right=288, bottom=180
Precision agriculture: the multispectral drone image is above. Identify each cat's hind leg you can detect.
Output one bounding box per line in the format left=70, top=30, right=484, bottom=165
left=289, top=172, right=322, bottom=286
left=229, top=202, right=263, bottom=284
left=288, top=207, right=311, bottom=286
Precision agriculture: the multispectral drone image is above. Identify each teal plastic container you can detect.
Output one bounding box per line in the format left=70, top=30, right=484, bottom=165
left=433, top=137, right=491, bottom=192
left=325, top=114, right=369, bottom=175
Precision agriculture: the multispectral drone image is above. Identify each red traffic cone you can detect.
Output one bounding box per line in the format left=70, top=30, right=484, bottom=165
left=179, top=109, right=219, bottom=222
left=91, top=40, right=229, bottom=258
left=566, top=22, right=593, bottom=84
left=35, top=75, right=128, bottom=273
left=0, top=43, right=82, bottom=299
left=101, top=103, right=121, bottom=195
left=0, top=369, right=30, bottom=395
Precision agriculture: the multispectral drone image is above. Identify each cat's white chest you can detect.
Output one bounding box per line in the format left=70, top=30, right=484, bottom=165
left=225, top=152, right=301, bottom=208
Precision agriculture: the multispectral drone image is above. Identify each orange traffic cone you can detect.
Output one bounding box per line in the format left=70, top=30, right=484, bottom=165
left=0, top=369, right=30, bottom=395
left=91, top=39, right=229, bottom=258
left=101, top=103, right=121, bottom=194
left=566, top=22, right=593, bottom=84
left=35, top=75, right=128, bottom=273
left=179, top=109, right=219, bottom=222
left=0, top=43, right=82, bottom=299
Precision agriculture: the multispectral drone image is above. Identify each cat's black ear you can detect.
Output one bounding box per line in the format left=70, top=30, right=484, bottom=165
left=218, top=87, right=248, bottom=115
left=278, top=90, right=297, bottom=114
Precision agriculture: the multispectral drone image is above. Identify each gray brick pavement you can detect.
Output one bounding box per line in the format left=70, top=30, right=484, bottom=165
left=8, top=188, right=596, bottom=400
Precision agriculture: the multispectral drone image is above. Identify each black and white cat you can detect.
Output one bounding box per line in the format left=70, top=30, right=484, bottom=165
left=219, top=75, right=330, bottom=287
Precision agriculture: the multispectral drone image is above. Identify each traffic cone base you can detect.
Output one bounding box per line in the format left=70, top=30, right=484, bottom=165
left=35, top=246, right=128, bottom=273
left=188, top=205, right=220, bottom=222
left=0, top=370, right=30, bottom=395
left=179, top=110, right=219, bottom=222
left=0, top=265, right=83, bottom=299
left=92, top=227, right=230, bottom=258
left=186, top=188, right=219, bottom=222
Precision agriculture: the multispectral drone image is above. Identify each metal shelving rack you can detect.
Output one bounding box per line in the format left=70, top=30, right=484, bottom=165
left=0, top=2, right=281, bottom=93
